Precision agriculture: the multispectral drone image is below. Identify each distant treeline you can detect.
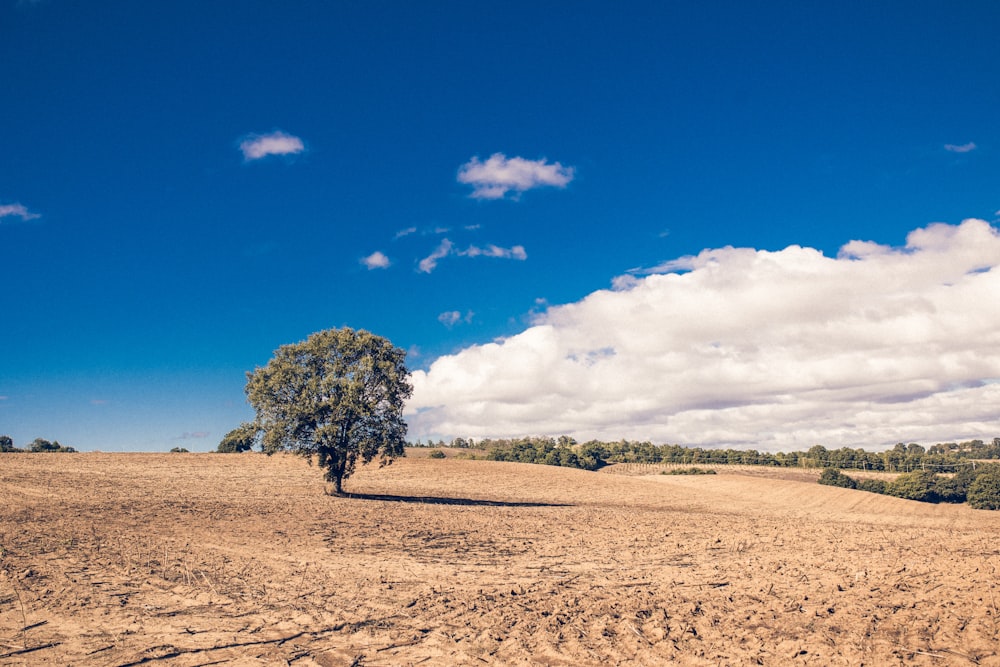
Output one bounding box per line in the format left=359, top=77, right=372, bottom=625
left=818, top=466, right=1000, bottom=510
left=0, top=436, right=77, bottom=453
left=410, top=436, right=1000, bottom=473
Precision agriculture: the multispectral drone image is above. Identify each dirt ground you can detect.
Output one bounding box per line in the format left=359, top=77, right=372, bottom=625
left=2, top=451, right=999, bottom=666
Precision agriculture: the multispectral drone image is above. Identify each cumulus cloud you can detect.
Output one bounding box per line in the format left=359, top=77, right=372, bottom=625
left=239, top=131, right=305, bottom=160
left=944, top=142, right=977, bottom=153
left=458, top=153, right=574, bottom=200
left=417, top=239, right=527, bottom=273
left=407, top=219, right=1000, bottom=451
left=0, top=202, right=41, bottom=222
left=361, top=251, right=391, bottom=270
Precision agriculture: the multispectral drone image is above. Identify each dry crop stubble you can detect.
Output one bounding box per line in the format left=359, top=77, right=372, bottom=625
left=1, top=452, right=999, bottom=665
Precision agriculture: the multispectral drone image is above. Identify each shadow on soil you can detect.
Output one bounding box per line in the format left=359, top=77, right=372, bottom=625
left=344, top=492, right=571, bottom=508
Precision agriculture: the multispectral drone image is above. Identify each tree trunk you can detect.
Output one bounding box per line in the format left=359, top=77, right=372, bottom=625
left=327, top=450, right=347, bottom=496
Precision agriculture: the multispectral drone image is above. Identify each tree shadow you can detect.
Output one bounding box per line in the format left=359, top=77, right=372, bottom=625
left=343, top=492, right=571, bottom=508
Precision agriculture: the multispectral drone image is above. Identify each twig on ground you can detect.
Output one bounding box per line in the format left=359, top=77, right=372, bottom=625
left=628, top=623, right=652, bottom=645
left=895, top=644, right=980, bottom=664
left=0, top=642, right=62, bottom=660
left=114, top=632, right=308, bottom=667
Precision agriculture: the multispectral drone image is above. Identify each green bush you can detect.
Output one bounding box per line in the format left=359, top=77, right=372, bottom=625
left=0, top=436, right=23, bottom=453
left=933, top=465, right=980, bottom=503
left=217, top=422, right=259, bottom=453
left=663, top=467, right=717, bottom=475
left=885, top=470, right=941, bottom=503
left=28, top=438, right=76, bottom=453
left=818, top=468, right=857, bottom=488
left=428, top=450, right=446, bottom=459
left=856, top=478, right=887, bottom=494
left=967, top=467, right=1000, bottom=510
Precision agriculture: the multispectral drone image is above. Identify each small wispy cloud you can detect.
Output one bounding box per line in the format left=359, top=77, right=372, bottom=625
left=944, top=142, right=977, bottom=153
left=438, top=310, right=474, bottom=328
left=461, top=244, right=527, bottom=260
left=90, top=399, right=109, bottom=406
left=394, top=226, right=418, bottom=240
left=239, top=131, right=305, bottom=161
left=417, top=239, right=527, bottom=273
left=361, top=251, right=391, bottom=270
left=418, top=239, right=454, bottom=273
left=457, top=153, right=575, bottom=200
left=0, top=202, right=41, bottom=222
left=177, top=431, right=210, bottom=440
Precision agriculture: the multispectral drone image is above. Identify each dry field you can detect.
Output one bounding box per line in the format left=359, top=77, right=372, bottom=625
left=2, top=451, right=999, bottom=666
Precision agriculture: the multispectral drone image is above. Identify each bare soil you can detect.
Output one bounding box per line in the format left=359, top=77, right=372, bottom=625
left=2, top=452, right=999, bottom=666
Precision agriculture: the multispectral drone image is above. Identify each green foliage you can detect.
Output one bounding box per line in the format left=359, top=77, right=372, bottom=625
left=818, top=468, right=857, bottom=488
left=820, top=463, right=994, bottom=508
left=169, top=447, right=190, bottom=453
left=428, top=450, right=446, bottom=459
left=967, top=466, right=1000, bottom=510
left=856, top=478, right=887, bottom=494
left=245, top=327, right=412, bottom=494
left=885, top=470, right=942, bottom=503
left=933, top=465, right=981, bottom=503
left=663, top=467, right=717, bottom=475
left=0, top=435, right=22, bottom=453
left=217, top=422, right=260, bottom=453
left=1, top=435, right=75, bottom=453
left=28, top=438, right=76, bottom=453
left=484, top=437, right=595, bottom=470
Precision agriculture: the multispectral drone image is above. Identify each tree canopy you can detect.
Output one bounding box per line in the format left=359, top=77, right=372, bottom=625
left=245, top=327, right=412, bottom=494
left=217, top=422, right=260, bottom=453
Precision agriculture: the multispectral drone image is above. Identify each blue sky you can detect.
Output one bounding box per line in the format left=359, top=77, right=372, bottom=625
left=3, top=1, right=999, bottom=452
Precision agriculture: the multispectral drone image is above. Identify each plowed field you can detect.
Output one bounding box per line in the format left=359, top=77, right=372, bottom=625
left=2, top=452, right=999, bottom=665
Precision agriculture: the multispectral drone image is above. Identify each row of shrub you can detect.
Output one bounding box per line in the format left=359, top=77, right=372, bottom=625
left=0, top=436, right=76, bottom=453
left=818, top=465, right=1000, bottom=509
left=662, top=467, right=717, bottom=475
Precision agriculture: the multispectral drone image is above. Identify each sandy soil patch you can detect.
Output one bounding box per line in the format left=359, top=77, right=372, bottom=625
left=2, top=452, right=999, bottom=665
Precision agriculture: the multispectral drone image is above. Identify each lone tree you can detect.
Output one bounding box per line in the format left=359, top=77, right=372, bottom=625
left=245, top=327, right=413, bottom=494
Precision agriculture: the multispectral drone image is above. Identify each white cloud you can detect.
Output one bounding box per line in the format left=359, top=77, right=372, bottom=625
left=418, top=239, right=454, bottom=273
left=239, top=131, right=305, bottom=160
left=944, top=142, right=977, bottom=153
left=407, top=219, right=1000, bottom=451
left=394, top=226, right=418, bottom=239
left=418, top=239, right=526, bottom=273
left=461, top=244, right=527, bottom=260
left=438, top=310, right=474, bottom=328
left=0, top=202, right=41, bottom=222
left=361, top=251, right=391, bottom=270
left=457, top=153, right=575, bottom=200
